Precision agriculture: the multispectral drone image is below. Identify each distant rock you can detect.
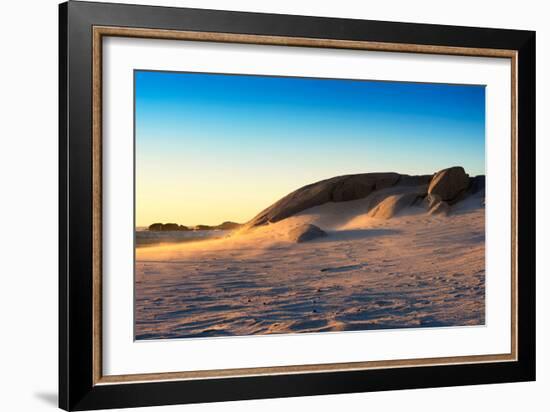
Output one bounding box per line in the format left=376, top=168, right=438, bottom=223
left=215, top=221, right=241, bottom=230
left=196, top=222, right=242, bottom=231
left=148, top=223, right=164, bottom=231
left=288, top=224, right=327, bottom=243
left=246, top=172, right=432, bottom=227
left=163, top=223, right=182, bottom=231
left=148, top=222, right=242, bottom=232
left=428, top=166, right=470, bottom=203
left=194, top=225, right=214, bottom=231
left=148, top=223, right=190, bottom=232
left=367, top=192, right=423, bottom=219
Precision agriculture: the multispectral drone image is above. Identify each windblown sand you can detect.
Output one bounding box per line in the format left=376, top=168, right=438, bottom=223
left=135, top=193, right=485, bottom=340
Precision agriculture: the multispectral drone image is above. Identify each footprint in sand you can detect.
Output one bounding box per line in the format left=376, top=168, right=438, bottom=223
left=320, top=263, right=367, bottom=273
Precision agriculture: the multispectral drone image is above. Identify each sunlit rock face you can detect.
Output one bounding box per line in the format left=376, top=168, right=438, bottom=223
left=246, top=172, right=432, bottom=228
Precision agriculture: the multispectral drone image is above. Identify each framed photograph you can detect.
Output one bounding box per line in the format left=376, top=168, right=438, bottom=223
left=59, top=1, right=536, bottom=410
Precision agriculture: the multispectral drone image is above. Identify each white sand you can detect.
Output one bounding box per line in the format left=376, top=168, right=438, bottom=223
left=135, top=191, right=485, bottom=339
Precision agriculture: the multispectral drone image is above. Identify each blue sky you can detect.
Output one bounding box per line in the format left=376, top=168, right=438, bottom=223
left=135, top=70, right=485, bottom=226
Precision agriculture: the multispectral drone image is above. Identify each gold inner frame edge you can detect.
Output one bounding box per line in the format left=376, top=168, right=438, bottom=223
left=91, top=25, right=518, bottom=386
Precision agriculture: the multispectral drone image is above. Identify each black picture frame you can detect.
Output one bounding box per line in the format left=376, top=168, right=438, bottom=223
left=59, top=1, right=536, bottom=410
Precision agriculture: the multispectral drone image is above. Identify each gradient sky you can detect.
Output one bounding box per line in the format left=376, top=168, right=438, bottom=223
left=135, top=70, right=485, bottom=227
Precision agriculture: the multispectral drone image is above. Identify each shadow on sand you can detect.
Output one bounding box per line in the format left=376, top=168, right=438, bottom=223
left=317, top=228, right=402, bottom=242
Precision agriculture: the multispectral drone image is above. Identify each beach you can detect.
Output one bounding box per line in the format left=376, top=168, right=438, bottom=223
left=135, top=186, right=485, bottom=340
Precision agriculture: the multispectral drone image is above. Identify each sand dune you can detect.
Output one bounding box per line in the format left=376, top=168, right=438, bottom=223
left=135, top=167, right=485, bottom=339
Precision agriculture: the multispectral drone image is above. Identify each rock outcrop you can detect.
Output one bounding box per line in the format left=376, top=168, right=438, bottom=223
left=428, top=199, right=450, bottom=215
left=468, top=175, right=485, bottom=195
left=246, top=172, right=432, bottom=227
left=288, top=224, right=327, bottom=243
left=427, top=166, right=470, bottom=203
left=367, top=192, right=423, bottom=219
